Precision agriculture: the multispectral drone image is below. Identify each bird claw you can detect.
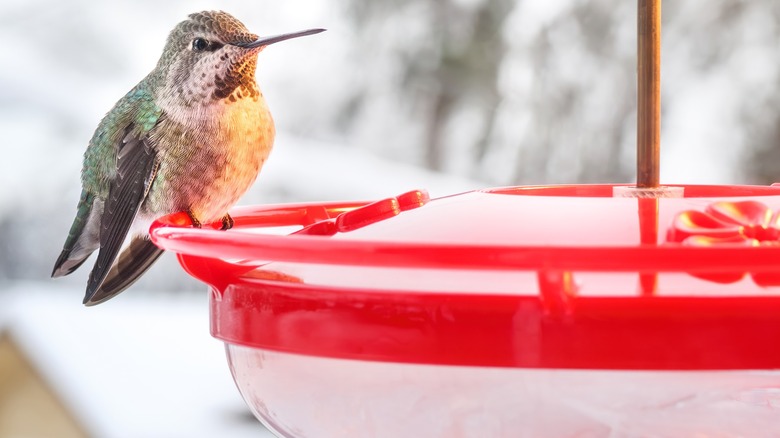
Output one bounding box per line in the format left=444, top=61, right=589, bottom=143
left=184, top=210, right=232, bottom=230
left=186, top=210, right=202, bottom=228
left=220, top=213, right=234, bottom=230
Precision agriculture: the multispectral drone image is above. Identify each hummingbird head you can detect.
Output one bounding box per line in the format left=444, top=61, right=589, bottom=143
left=156, top=11, right=324, bottom=107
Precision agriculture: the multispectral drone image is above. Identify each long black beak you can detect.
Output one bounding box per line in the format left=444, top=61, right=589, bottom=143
left=234, top=28, right=326, bottom=49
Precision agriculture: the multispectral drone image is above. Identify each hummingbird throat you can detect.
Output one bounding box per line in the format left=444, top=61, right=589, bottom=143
left=213, top=56, right=259, bottom=102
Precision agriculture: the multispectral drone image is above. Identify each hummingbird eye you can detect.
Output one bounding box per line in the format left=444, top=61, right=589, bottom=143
left=192, top=37, right=210, bottom=52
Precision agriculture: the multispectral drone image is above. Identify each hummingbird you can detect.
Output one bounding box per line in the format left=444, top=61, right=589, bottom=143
left=51, top=10, right=324, bottom=306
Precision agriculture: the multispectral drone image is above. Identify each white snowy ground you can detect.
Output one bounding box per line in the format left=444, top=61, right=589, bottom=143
left=2, top=282, right=274, bottom=438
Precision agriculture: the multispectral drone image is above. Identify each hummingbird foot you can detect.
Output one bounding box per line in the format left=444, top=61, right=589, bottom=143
left=186, top=209, right=202, bottom=228
left=220, top=213, right=234, bottom=230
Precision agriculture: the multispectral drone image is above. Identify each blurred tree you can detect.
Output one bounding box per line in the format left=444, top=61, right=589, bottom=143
left=343, top=0, right=638, bottom=183
left=506, top=0, right=636, bottom=184
left=344, top=0, right=514, bottom=172
left=744, top=108, right=780, bottom=185
left=738, top=3, right=780, bottom=184
left=343, top=0, right=780, bottom=185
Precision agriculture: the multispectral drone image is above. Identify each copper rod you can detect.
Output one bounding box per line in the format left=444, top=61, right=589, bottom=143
left=637, top=0, right=661, bottom=188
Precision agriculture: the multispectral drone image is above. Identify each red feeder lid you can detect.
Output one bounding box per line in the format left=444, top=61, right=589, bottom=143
left=150, top=184, right=780, bottom=370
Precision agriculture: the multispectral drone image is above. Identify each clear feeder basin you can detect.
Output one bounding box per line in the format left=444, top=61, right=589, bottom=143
left=150, top=184, right=780, bottom=437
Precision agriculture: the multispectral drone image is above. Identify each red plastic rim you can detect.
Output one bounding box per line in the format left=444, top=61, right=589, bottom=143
left=150, top=185, right=780, bottom=370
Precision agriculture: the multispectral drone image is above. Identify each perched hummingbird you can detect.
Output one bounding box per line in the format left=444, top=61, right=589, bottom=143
left=51, top=11, right=324, bottom=305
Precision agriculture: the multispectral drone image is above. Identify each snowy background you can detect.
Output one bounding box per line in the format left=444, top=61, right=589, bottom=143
left=2, top=0, right=780, bottom=436
left=3, top=0, right=780, bottom=290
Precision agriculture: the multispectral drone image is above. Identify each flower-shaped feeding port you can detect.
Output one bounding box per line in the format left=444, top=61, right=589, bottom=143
left=667, top=200, right=780, bottom=285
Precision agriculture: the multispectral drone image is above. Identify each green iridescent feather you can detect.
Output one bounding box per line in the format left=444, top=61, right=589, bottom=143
left=81, top=82, right=162, bottom=197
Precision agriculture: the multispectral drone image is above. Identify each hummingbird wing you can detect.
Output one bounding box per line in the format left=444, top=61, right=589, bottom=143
left=83, top=126, right=160, bottom=305
left=53, top=83, right=166, bottom=304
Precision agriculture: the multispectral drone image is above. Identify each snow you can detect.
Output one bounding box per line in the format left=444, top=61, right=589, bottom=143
left=2, top=0, right=780, bottom=433
left=1, top=282, right=274, bottom=438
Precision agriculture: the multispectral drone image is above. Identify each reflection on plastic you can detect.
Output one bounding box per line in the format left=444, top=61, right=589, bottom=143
left=668, top=200, right=780, bottom=285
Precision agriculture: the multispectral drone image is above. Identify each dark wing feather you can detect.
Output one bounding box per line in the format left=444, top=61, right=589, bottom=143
left=84, top=237, right=164, bottom=306
left=84, top=127, right=158, bottom=304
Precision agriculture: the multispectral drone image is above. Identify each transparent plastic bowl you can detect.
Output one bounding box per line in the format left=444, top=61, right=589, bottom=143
left=227, top=346, right=780, bottom=437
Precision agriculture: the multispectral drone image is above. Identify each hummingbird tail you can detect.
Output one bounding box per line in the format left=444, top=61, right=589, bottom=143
left=52, top=251, right=91, bottom=278
left=83, top=237, right=164, bottom=306
left=52, top=191, right=102, bottom=278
